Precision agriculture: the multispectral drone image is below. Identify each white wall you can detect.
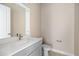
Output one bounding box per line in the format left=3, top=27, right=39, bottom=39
left=41, top=4, right=75, bottom=55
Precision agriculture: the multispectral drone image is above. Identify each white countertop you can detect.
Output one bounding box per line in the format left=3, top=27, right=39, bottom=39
left=0, top=37, right=42, bottom=56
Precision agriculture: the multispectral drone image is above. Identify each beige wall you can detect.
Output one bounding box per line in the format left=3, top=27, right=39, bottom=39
left=75, top=4, right=79, bottom=56
left=41, top=4, right=75, bottom=55
left=24, top=3, right=41, bottom=37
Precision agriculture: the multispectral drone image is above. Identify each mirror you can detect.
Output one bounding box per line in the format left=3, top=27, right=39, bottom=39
left=1, top=3, right=30, bottom=37
left=0, top=4, right=11, bottom=39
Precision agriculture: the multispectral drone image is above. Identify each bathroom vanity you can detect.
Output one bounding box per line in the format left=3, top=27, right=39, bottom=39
left=0, top=37, right=42, bottom=56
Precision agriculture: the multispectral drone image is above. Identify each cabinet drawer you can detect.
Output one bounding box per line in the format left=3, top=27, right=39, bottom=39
left=13, top=41, right=42, bottom=56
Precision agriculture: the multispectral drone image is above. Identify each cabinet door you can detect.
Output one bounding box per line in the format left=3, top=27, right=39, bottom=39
left=29, top=46, right=42, bottom=56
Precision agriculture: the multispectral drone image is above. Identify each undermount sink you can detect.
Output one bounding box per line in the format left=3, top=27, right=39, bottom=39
left=0, top=36, right=29, bottom=45
left=10, top=37, right=30, bottom=48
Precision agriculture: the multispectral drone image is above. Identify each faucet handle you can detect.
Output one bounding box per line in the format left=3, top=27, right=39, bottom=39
left=8, top=33, right=11, bottom=35
left=19, top=34, right=23, bottom=37
left=18, top=34, right=23, bottom=40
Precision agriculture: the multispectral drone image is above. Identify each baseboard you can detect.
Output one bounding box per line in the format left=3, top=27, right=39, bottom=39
left=51, top=49, right=74, bottom=56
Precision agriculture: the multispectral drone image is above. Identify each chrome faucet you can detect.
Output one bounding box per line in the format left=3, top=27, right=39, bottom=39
left=18, top=34, right=23, bottom=40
